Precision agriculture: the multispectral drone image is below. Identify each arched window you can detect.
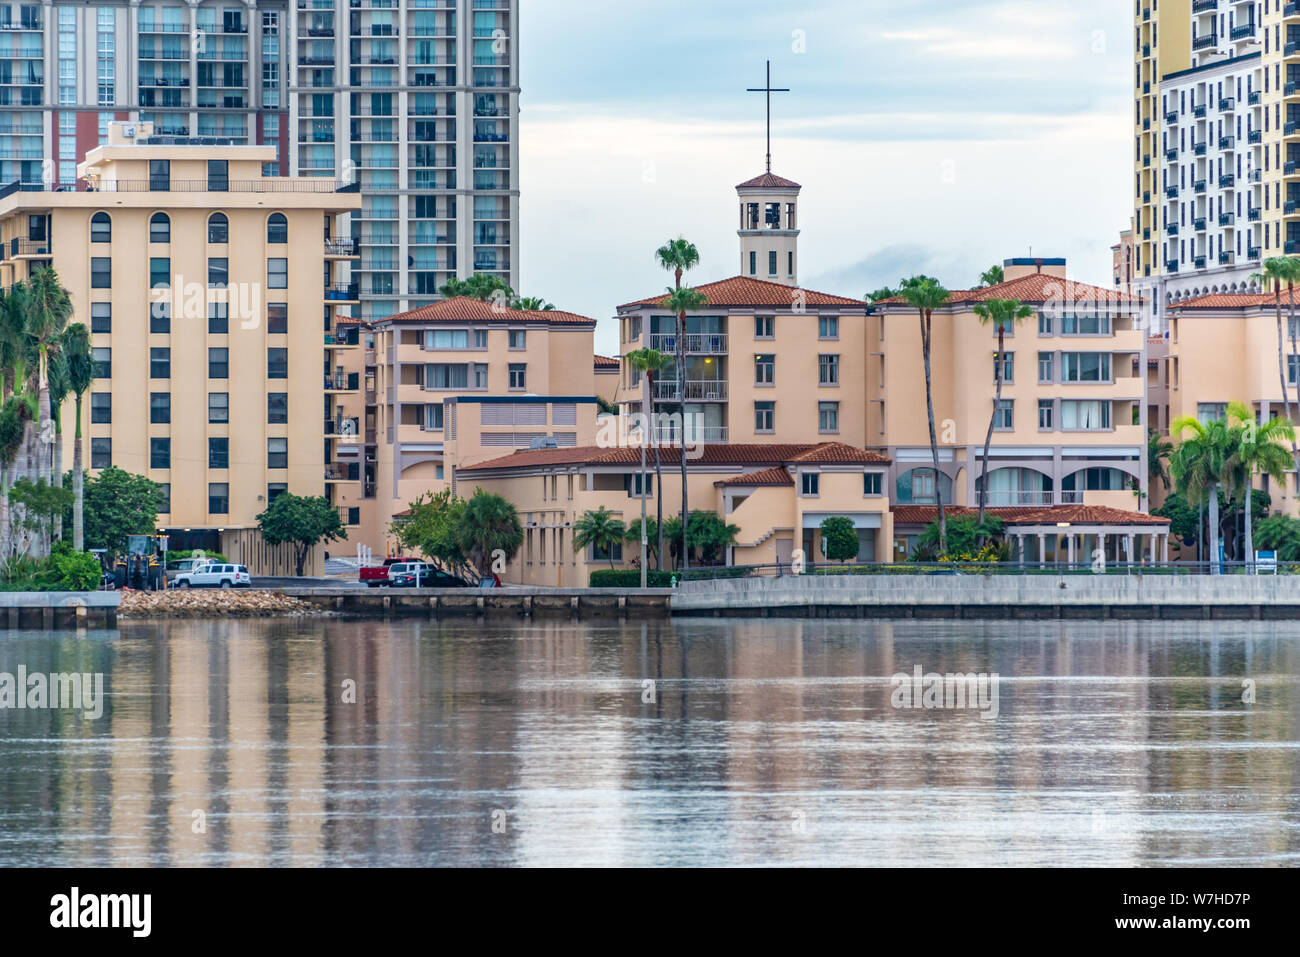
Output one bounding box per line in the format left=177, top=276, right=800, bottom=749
left=149, top=212, right=170, bottom=244
left=1062, top=467, right=1131, bottom=500
left=267, top=213, right=288, bottom=244
left=974, top=467, right=1053, bottom=507
left=208, top=212, right=229, bottom=244
left=895, top=468, right=954, bottom=506
left=90, top=212, right=111, bottom=243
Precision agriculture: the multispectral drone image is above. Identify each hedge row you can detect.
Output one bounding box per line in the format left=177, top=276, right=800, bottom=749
left=588, top=567, right=752, bottom=587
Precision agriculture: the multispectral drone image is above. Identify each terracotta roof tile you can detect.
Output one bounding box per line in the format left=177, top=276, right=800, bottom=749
left=876, top=274, right=1139, bottom=308
left=1172, top=293, right=1274, bottom=309
left=715, top=466, right=794, bottom=487
left=375, top=297, right=597, bottom=326
left=593, top=354, right=620, bottom=369
left=619, top=275, right=864, bottom=310
left=460, top=441, right=890, bottom=472
left=891, top=505, right=1170, bottom=526
left=736, top=172, right=801, bottom=190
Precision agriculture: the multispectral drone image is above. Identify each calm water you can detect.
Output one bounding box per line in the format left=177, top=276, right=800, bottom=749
left=0, top=616, right=1298, bottom=867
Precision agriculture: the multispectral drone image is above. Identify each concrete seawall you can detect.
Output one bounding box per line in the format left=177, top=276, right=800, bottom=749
left=671, top=574, right=1300, bottom=619
left=0, top=592, right=120, bottom=628
left=279, top=587, right=675, bottom=619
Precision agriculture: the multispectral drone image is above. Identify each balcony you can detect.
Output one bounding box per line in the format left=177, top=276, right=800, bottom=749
left=1193, top=141, right=1207, bottom=155
left=1249, top=91, right=1262, bottom=106
left=325, top=417, right=360, bottom=437
left=1220, top=136, right=1235, bottom=152
left=324, top=283, right=360, bottom=302
left=1194, top=34, right=1219, bottom=51
left=1220, top=173, right=1235, bottom=188
left=1288, top=121, right=1300, bottom=135
left=324, top=463, right=361, bottom=483
left=648, top=333, right=728, bottom=354
left=1193, top=104, right=1208, bottom=118
left=1194, top=217, right=1207, bottom=231
left=1288, top=240, right=1300, bottom=254
left=1192, top=0, right=1217, bottom=11
left=1220, top=251, right=1235, bottom=265
left=1287, top=200, right=1300, bottom=214
left=1166, top=260, right=1180, bottom=273
left=1164, top=148, right=1177, bottom=162
left=1167, top=223, right=1180, bottom=236
left=9, top=237, right=50, bottom=258
left=1165, top=184, right=1179, bottom=198
left=1250, top=207, right=1262, bottom=221
left=1194, top=256, right=1208, bottom=268
left=1219, top=211, right=1235, bottom=226
left=1220, top=97, right=1236, bottom=112
left=1230, top=25, right=1256, bottom=41
left=651, top=380, right=729, bottom=402
left=1249, top=129, right=1262, bottom=144
left=325, top=373, right=360, bottom=392
left=1250, top=168, right=1262, bottom=182
left=1165, top=110, right=1178, bottom=125
left=325, top=238, right=358, bottom=257
left=1249, top=245, right=1262, bottom=259
left=1193, top=179, right=1207, bottom=194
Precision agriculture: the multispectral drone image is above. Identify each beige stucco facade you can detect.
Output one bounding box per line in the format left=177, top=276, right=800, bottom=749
left=0, top=123, right=360, bottom=573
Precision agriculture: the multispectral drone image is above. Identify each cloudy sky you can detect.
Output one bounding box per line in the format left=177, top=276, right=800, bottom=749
left=518, top=0, right=1133, bottom=356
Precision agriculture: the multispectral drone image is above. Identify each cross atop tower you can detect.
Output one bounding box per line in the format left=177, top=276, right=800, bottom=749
left=747, top=60, right=789, bottom=174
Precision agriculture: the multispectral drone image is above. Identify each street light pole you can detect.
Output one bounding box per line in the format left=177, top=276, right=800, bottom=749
left=640, top=375, right=649, bottom=589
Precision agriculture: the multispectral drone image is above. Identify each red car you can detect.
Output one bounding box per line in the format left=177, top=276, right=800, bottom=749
left=359, top=557, right=416, bottom=588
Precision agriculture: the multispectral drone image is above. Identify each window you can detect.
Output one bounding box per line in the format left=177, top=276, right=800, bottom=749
left=425, top=329, right=469, bottom=350
left=1038, top=399, right=1054, bottom=430
left=508, top=363, right=526, bottom=390
left=897, top=468, right=954, bottom=505
left=1061, top=400, right=1111, bottom=430
left=208, top=348, right=229, bottom=378
left=819, top=354, right=839, bottom=385
left=209, top=393, right=229, bottom=423
left=864, top=473, right=883, bottom=496
left=800, top=472, right=820, bottom=496
left=267, top=213, right=288, bottom=243
left=994, top=399, right=1014, bottom=430
left=819, top=316, right=839, bottom=339
left=92, top=348, right=111, bottom=378
left=91, top=438, right=111, bottom=470
left=1061, top=352, right=1112, bottom=382
left=209, top=437, right=229, bottom=469
left=592, top=539, right=623, bottom=563
left=149, top=348, right=170, bottom=379
left=473, top=329, right=488, bottom=348
left=149, top=212, right=170, bottom=243
left=755, top=354, right=775, bottom=385
left=768, top=250, right=778, bottom=275
left=1038, top=351, right=1054, bottom=383
left=150, top=438, right=170, bottom=470
left=268, top=393, right=288, bottom=423
left=1064, top=467, right=1127, bottom=492
left=90, top=393, right=111, bottom=424
left=1061, top=312, right=1112, bottom=335
left=149, top=392, right=170, bottom=424
left=207, top=160, right=228, bottom=191
left=267, top=303, right=287, bottom=334
left=788, top=251, right=795, bottom=276
left=749, top=251, right=757, bottom=276
left=90, top=303, right=111, bottom=334
left=268, top=348, right=288, bottom=378
left=508, top=329, right=526, bottom=349
left=149, top=160, right=170, bottom=191
left=426, top=364, right=471, bottom=389
left=755, top=400, right=775, bottom=432
left=150, top=303, right=170, bottom=335
left=424, top=404, right=444, bottom=430
left=1038, top=312, right=1053, bottom=336
left=90, top=258, right=111, bottom=288
left=208, top=258, right=229, bottom=288
left=208, top=213, right=229, bottom=243
left=267, top=483, right=288, bottom=503
left=208, top=483, right=229, bottom=514
left=627, top=473, right=653, bottom=496
left=1197, top=402, right=1228, bottom=422
left=755, top=315, right=774, bottom=338
left=995, top=351, right=1014, bottom=382
left=149, top=257, right=169, bottom=290
left=268, top=257, right=287, bottom=288
left=209, top=302, right=228, bottom=334
left=90, top=212, right=111, bottom=243
left=268, top=437, right=288, bottom=469
left=818, top=401, right=839, bottom=433
left=158, top=484, right=171, bottom=514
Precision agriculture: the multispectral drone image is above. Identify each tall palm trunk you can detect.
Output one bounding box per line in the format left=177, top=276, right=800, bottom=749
left=921, top=308, right=946, bottom=552
left=37, top=345, right=51, bottom=484
left=1244, top=477, right=1255, bottom=574
left=676, top=308, right=689, bottom=570
left=52, top=427, right=63, bottom=541
left=650, top=377, right=664, bottom=570
left=1289, top=283, right=1300, bottom=488
left=978, top=326, right=1005, bottom=530
left=1208, top=483, right=1221, bottom=575
left=73, top=393, right=84, bottom=550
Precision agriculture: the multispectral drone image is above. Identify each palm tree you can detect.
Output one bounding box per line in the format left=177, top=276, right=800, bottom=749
left=655, top=239, right=701, bottom=566
left=662, top=285, right=709, bottom=569
left=972, top=298, right=1034, bottom=528
left=1171, top=413, right=1237, bottom=574
left=1227, top=400, right=1294, bottom=573
left=572, top=507, right=628, bottom=570
left=979, top=265, right=1004, bottom=287
left=60, top=323, right=92, bottom=551
left=625, top=347, right=674, bottom=569
left=866, top=287, right=897, bottom=303
left=1148, top=428, right=1174, bottom=493
left=513, top=296, right=554, bottom=311
left=899, top=275, right=952, bottom=554
left=1250, top=257, right=1300, bottom=483
left=24, top=267, right=72, bottom=487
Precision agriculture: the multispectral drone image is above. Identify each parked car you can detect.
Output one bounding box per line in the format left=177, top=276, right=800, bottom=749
left=359, top=557, right=416, bottom=588
left=387, top=563, right=471, bottom=588
left=165, top=557, right=217, bottom=583
left=172, top=563, right=252, bottom=589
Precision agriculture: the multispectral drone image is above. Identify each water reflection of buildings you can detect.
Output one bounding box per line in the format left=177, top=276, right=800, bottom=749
left=4, top=619, right=1296, bottom=865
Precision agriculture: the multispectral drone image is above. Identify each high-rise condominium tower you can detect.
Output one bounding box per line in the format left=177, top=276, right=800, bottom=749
left=0, top=0, right=518, bottom=321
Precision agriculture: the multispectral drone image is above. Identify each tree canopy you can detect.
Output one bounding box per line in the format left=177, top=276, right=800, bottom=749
left=256, top=492, right=346, bottom=576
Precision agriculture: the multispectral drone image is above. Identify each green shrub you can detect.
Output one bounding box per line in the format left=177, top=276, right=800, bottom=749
left=49, top=550, right=103, bottom=591
left=589, top=567, right=752, bottom=587
left=184, top=548, right=228, bottom=564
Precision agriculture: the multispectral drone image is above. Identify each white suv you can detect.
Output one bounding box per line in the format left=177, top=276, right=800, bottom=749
left=172, top=563, right=251, bottom=589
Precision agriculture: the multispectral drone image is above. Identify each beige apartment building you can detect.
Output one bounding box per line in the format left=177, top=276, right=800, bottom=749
left=457, top=442, right=893, bottom=586
left=0, top=121, right=360, bottom=573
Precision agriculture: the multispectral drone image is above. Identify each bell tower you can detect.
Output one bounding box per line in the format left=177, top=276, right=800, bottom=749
left=740, top=60, right=799, bottom=285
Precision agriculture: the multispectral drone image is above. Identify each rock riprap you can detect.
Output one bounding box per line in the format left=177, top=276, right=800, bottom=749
left=119, top=589, right=330, bottom=619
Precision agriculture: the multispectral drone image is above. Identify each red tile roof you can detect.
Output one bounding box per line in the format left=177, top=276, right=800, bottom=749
left=891, top=505, right=1170, bottom=526
left=715, top=466, right=794, bottom=487
left=375, top=297, right=597, bottom=326
left=876, top=273, right=1139, bottom=309
left=1171, top=293, right=1274, bottom=309
left=619, top=275, right=865, bottom=310
left=593, top=354, right=620, bottom=370
left=736, top=172, right=801, bottom=190
left=460, top=441, right=890, bottom=472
